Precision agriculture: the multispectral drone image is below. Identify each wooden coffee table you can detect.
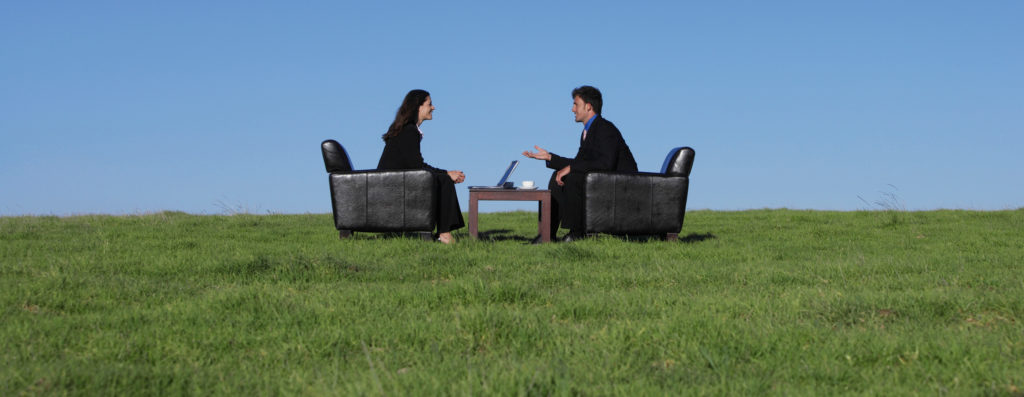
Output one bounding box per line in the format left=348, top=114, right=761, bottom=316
left=468, top=188, right=552, bottom=243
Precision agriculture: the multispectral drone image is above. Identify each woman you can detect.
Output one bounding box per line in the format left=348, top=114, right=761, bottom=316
left=378, top=89, right=466, bottom=244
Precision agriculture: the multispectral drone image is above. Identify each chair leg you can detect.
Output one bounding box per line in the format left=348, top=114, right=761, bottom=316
left=339, top=230, right=352, bottom=239
left=419, top=232, right=434, bottom=241
left=665, top=233, right=678, bottom=241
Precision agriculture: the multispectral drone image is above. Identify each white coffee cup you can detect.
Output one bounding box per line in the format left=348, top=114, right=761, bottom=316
left=522, top=180, right=535, bottom=188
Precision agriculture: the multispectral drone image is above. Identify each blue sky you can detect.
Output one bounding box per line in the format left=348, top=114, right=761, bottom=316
left=2, top=1, right=1022, bottom=215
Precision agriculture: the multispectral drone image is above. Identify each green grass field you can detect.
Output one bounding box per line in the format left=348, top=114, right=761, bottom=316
left=2, top=209, right=1023, bottom=395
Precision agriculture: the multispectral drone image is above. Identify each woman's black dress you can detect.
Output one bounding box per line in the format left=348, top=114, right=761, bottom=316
left=377, top=123, right=465, bottom=233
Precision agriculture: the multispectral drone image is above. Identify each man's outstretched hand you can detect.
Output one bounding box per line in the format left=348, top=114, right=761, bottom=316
left=522, top=145, right=552, bottom=161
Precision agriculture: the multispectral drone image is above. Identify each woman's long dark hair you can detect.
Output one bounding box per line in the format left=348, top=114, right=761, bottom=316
left=383, top=89, right=430, bottom=141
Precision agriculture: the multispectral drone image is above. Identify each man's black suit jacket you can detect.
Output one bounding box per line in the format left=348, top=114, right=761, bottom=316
left=546, top=116, right=638, bottom=173
left=377, top=124, right=447, bottom=174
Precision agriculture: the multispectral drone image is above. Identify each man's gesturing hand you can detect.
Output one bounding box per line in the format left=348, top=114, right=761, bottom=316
left=522, top=145, right=552, bottom=161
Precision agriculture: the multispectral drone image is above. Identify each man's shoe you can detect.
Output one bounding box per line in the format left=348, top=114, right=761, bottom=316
left=560, top=233, right=584, bottom=243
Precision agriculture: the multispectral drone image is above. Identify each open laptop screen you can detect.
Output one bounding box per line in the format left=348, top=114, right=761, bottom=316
left=469, top=160, right=519, bottom=189
left=495, top=160, right=519, bottom=186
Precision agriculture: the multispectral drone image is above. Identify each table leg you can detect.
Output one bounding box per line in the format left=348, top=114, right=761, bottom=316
left=539, top=194, right=551, bottom=243
left=469, top=192, right=479, bottom=239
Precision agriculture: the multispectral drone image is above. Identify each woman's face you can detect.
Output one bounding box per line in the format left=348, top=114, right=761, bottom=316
left=418, top=96, right=435, bottom=123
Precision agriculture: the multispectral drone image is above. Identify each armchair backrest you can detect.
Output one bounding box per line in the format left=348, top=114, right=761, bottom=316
left=321, top=139, right=354, bottom=173
left=660, top=147, right=695, bottom=177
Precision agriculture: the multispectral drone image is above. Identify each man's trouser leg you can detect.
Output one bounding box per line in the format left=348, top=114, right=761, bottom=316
left=546, top=171, right=563, bottom=237
left=560, top=173, right=586, bottom=235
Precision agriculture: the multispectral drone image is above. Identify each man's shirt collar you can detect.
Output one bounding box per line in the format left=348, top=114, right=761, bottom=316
left=584, top=115, right=597, bottom=131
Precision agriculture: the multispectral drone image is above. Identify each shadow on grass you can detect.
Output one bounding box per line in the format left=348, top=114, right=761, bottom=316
left=596, top=232, right=717, bottom=243
left=476, top=229, right=531, bottom=243
left=474, top=230, right=718, bottom=244
left=680, top=232, right=717, bottom=243
left=339, top=230, right=716, bottom=245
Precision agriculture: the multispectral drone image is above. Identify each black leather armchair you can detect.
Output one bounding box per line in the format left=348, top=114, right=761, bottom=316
left=321, top=140, right=437, bottom=240
left=583, top=147, right=695, bottom=240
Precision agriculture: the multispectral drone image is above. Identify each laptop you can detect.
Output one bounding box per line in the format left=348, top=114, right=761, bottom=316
left=469, top=160, right=519, bottom=189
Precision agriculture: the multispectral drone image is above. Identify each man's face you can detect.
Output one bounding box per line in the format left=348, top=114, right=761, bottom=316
left=572, top=96, right=592, bottom=123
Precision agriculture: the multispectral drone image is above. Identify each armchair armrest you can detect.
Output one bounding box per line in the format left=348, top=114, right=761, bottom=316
left=328, top=169, right=437, bottom=232
left=584, top=171, right=689, bottom=235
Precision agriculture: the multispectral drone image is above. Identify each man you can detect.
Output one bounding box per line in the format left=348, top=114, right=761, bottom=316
left=523, top=85, right=637, bottom=242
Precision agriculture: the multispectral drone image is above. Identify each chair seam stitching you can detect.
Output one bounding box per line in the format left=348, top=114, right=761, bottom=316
left=650, top=177, right=655, bottom=231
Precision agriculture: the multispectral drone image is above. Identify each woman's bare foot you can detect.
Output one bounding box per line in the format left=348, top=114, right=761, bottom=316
left=438, top=232, right=454, bottom=244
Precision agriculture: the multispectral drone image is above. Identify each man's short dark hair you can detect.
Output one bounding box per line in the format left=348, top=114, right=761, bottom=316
left=572, top=85, right=602, bottom=115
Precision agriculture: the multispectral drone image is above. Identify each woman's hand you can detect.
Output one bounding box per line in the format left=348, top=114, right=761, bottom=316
left=448, top=170, right=465, bottom=184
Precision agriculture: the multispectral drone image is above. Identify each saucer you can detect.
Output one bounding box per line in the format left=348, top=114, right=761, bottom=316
left=519, top=186, right=538, bottom=190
